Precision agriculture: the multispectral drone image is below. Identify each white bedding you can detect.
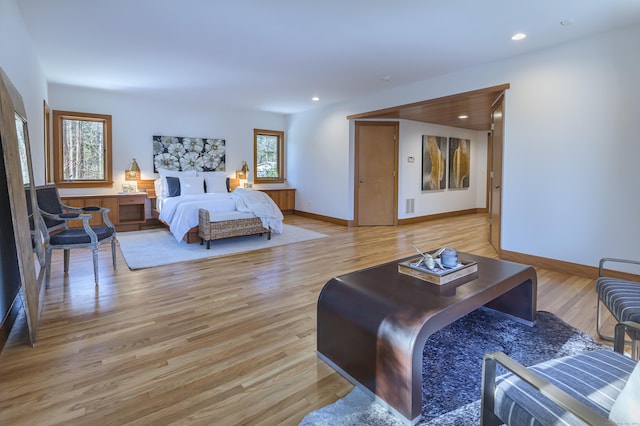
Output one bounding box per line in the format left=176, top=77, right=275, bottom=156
left=158, top=191, right=283, bottom=241
left=232, top=188, right=284, bottom=234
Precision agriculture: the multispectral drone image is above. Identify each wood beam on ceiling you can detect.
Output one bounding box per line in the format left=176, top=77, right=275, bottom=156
left=347, top=84, right=510, bottom=132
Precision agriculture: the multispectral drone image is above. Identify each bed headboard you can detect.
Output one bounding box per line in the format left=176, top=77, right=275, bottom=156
left=137, top=179, right=156, bottom=198
left=138, top=176, right=240, bottom=197
left=228, top=177, right=240, bottom=191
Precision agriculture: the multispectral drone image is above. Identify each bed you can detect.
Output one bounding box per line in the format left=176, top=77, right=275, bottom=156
left=154, top=169, right=283, bottom=243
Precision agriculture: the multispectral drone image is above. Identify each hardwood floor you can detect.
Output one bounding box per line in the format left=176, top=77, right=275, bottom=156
left=0, top=213, right=618, bottom=425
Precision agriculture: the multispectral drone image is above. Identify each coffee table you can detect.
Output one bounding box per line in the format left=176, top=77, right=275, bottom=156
left=316, top=252, right=537, bottom=424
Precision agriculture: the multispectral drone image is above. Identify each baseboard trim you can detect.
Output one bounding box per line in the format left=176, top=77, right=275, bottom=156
left=293, top=208, right=488, bottom=227
left=293, top=210, right=350, bottom=226
left=500, top=250, right=640, bottom=281
left=398, top=208, right=484, bottom=225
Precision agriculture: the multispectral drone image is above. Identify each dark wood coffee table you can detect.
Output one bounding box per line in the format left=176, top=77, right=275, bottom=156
left=317, top=252, right=537, bottom=424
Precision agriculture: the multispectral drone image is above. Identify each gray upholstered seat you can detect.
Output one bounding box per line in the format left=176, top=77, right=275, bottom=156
left=481, top=321, right=639, bottom=426
left=596, top=257, right=640, bottom=359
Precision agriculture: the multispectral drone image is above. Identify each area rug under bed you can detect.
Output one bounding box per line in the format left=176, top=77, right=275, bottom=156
left=118, top=224, right=327, bottom=269
left=300, top=308, right=608, bottom=425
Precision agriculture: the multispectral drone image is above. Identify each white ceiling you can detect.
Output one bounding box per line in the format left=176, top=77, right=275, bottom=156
left=17, top=0, right=640, bottom=115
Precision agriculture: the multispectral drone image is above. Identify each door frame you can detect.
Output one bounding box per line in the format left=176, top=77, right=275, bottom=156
left=489, top=93, right=505, bottom=252
left=353, top=120, right=399, bottom=226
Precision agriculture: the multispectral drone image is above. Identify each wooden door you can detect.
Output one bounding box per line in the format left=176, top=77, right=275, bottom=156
left=489, top=95, right=504, bottom=251
left=355, top=121, right=398, bottom=226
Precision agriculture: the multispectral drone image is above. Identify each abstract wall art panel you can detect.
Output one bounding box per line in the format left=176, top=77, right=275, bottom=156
left=448, top=137, right=470, bottom=189
left=422, top=135, right=447, bottom=191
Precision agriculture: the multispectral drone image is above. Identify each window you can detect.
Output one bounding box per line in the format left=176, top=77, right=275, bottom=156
left=254, top=129, right=284, bottom=184
left=52, top=110, right=112, bottom=187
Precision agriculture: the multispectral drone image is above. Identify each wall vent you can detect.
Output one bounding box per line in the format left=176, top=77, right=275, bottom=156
left=405, top=198, right=415, bottom=214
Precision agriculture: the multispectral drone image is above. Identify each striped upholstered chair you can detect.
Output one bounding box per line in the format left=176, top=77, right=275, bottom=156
left=596, top=257, right=640, bottom=359
left=481, top=321, right=639, bottom=425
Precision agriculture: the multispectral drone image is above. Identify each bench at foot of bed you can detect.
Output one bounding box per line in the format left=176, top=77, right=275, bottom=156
left=198, top=208, right=271, bottom=249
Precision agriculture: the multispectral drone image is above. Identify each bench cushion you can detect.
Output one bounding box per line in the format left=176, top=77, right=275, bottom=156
left=494, top=349, right=635, bottom=425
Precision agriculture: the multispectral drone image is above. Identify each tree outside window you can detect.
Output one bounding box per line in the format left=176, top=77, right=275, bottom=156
left=254, top=129, right=284, bottom=184
left=52, top=110, right=112, bottom=188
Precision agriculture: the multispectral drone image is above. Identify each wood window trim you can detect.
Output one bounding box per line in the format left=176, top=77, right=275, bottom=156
left=253, top=128, right=285, bottom=184
left=52, top=110, right=113, bottom=188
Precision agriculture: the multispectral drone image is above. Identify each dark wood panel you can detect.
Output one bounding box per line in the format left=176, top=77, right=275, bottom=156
left=347, top=84, right=509, bottom=131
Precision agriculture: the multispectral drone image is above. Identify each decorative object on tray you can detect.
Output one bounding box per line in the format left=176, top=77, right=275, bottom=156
left=399, top=247, right=477, bottom=284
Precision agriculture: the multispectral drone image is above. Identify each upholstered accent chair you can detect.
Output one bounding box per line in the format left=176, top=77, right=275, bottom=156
left=29, top=185, right=116, bottom=286
left=481, top=321, right=640, bottom=425
left=596, top=257, right=640, bottom=359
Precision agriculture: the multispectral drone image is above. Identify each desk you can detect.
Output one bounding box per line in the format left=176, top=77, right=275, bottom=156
left=317, top=253, right=537, bottom=424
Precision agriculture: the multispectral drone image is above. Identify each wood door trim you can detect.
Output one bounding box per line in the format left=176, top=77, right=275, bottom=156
left=489, top=93, right=505, bottom=252
left=354, top=121, right=399, bottom=226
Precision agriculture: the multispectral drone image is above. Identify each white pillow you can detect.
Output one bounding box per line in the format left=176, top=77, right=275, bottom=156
left=153, top=178, right=163, bottom=198
left=157, top=168, right=196, bottom=197
left=200, top=171, right=228, bottom=193
left=178, top=175, right=205, bottom=195
left=609, top=360, right=640, bottom=423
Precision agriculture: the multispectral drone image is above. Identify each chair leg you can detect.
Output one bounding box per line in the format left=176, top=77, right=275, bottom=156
left=480, top=357, right=502, bottom=426
left=92, top=248, right=99, bottom=286
left=599, top=296, right=636, bottom=352
left=45, top=248, right=52, bottom=288
left=596, top=297, right=614, bottom=342
left=111, top=239, right=116, bottom=269
left=63, top=249, right=70, bottom=274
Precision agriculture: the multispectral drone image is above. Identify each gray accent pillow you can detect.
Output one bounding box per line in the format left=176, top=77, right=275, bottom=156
left=166, top=176, right=181, bottom=197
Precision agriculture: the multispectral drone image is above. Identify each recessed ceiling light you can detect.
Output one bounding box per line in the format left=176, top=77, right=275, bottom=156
left=312, top=96, right=320, bottom=102
left=458, top=115, right=468, bottom=119
left=511, top=33, right=527, bottom=41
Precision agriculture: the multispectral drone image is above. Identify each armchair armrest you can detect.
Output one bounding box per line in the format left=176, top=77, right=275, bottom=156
left=481, top=352, right=614, bottom=426
left=60, top=204, right=114, bottom=229
left=40, top=209, right=92, bottom=222
left=39, top=210, right=99, bottom=244
left=599, top=257, right=640, bottom=277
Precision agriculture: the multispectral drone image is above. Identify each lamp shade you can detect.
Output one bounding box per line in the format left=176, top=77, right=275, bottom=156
left=125, top=158, right=140, bottom=180
left=237, top=160, right=249, bottom=179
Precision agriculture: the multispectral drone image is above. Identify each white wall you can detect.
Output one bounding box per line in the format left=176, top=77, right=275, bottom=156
left=398, top=121, right=486, bottom=219
left=289, top=23, right=640, bottom=267
left=48, top=84, right=287, bottom=195
left=0, top=0, right=48, bottom=184
left=499, top=25, right=640, bottom=267
left=10, top=0, right=638, bottom=269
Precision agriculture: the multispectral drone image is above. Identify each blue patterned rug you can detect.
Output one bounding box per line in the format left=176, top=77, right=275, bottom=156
left=300, top=308, right=608, bottom=425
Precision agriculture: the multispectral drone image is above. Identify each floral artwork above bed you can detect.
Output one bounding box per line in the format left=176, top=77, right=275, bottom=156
left=153, top=135, right=226, bottom=172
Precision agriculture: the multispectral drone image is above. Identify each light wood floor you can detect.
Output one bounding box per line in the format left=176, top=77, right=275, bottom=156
left=0, top=214, right=618, bottom=425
